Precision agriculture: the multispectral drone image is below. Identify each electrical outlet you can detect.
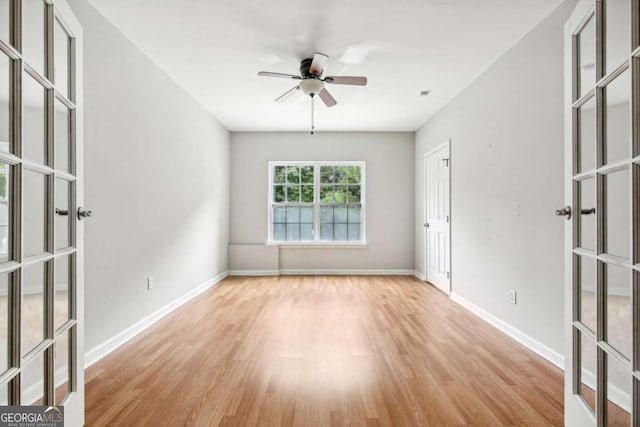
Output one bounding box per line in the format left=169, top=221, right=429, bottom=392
left=508, top=290, right=517, bottom=304
left=147, top=277, right=154, bottom=291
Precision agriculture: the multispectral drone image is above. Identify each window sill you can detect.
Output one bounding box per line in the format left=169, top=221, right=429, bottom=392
left=266, top=242, right=368, bottom=249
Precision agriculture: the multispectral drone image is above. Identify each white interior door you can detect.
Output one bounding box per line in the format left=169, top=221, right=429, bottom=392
left=0, top=0, right=83, bottom=425
left=564, top=0, right=636, bottom=426
left=425, top=141, right=450, bottom=294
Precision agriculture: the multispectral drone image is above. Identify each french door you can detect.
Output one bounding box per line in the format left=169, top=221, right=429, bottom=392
left=0, top=0, right=84, bottom=425
left=564, top=0, right=637, bottom=425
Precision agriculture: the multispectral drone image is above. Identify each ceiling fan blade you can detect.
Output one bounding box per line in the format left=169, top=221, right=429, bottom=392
left=258, top=71, right=302, bottom=80
left=325, top=76, right=367, bottom=86
left=275, top=85, right=300, bottom=102
left=318, top=88, right=337, bottom=107
left=309, top=53, right=329, bottom=76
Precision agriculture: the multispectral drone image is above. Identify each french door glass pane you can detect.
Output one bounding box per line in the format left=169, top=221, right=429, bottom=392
left=0, top=0, right=9, bottom=46
left=605, top=70, right=630, bottom=165
left=22, top=0, right=46, bottom=76
left=54, top=255, right=70, bottom=330
left=54, top=99, right=70, bottom=173
left=24, top=170, right=46, bottom=257
left=578, top=255, right=596, bottom=332
left=54, top=330, right=70, bottom=404
left=606, top=354, right=631, bottom=424
left=578, top=178, right=596, bottom=251
left=0, top=273, right=8, bottom=374
left=21, top=351, right=44, bottom=405
left=578, top=14, right=596, bottom=99
left=22, top=262, right=45, bottom=356
left=0, top=162, right=11, bottom=262
left=579, top=329, right=597, bottom=413
left=0, top=382, right=6, bottom=405
left=605, top=263, right=632, bottom=359
left=23, top=74, right=46, bottom=165
left=578, top=97, right=596, bottom=173
left=54, top=19, right=70, bottom=99
left=605, top=0, right=631, bottom=74
left=0, top=53, right=9, bottom=148
left=604, top=168, right=630, bottom=259
left=55, top=178, right=70, bottom=250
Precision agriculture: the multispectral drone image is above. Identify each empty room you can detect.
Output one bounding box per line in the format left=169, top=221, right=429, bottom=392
left=0, top=0, right=636, bottom=425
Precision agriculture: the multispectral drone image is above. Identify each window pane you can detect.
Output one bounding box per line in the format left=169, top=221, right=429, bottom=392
left=300, top=166, right=313, bottom=184
left=578, top=255, right=596, bottom=332
left=334, top=166, right=349, bottom=184
left=23, top=0, right=46, bottom=76
left=23, top=74, right=46, bottom=165
left=301, top=185, right=313, bottom=203
left=54, top=329, right=70, bottom=404
left=347, top=185, right=361, bottom=203
left=348, top=206, right=361, bottom=223
left=334, top=185, right=347, bottom=203
left=578, top=14, right=595, bottom=99
left=606, top=353, right=631, bottom=424
left=578, top=97, right=596, bottom=173
left=0, top=0, right=9, bottom=46
left=22, top=262, right=45, bottom=356
left=286, top=185, right=299, bottom=203
left=273, top=224, right=285, bottom=241
left=273, top=206, right=285, bottom=223
left=300, top=224, right=313, bottom=241
left=274, top=166, right=286, bottom=184
left=24, top=170, right=47, bottom=257
left=578, top=329, right=596, bottom=414
left=273, top=185, right=284, bottom=202
left=348, top=224, right=361, bottom=241
left=578, top=178, right=596, bottom=251
left=54, top=99, right=71, bottom=173
left=286, top=224, right=299, bottom=241
left=320, top=206, right=333, bottom=223
left=286, top=166, right=299, bottom=184
left=0, top=53, right=9, bottom=148
left=334, top=206, right=347, bottom=223
left=300, top=207, right=313, bottom=223
left=320, top=166, right=334, bottom=183
left=0, top=273, right=8, bottom=374
left=286, top=207, right=299, bottom=223
left=334, top=224, right=347, bottom=241
left=605, top=0, right=631, bottom=74
left=320, top=185, right=333, bottom=202
left=54, top=19, right=70, bottom=99
left=54, top=255, right=70, bottom=330
left=604, top=168, right=630, bottom=259
left=0, top=162, right=11, bottom=262
left=605, top=263, right=631, bottom=359
left=320, top=224, right=333, bottom=241
left=55, top=178, right=71, bottom=250
left=605, top=70, right=630, bottom=165
left=22, top=350, right=44, bottom=405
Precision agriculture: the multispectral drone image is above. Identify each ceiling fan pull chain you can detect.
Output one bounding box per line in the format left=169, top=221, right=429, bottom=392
left=310, top=94, right=315, bottom=135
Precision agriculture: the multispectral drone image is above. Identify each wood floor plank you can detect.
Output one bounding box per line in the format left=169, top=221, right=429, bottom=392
left=85, top=276, right=564, bottom=426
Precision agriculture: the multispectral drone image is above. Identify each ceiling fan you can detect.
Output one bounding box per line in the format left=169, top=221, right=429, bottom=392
left=258, top=53, right=367, bottom=134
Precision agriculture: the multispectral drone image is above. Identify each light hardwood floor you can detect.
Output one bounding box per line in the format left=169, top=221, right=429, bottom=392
left=85, top=276, right=564, bottom=426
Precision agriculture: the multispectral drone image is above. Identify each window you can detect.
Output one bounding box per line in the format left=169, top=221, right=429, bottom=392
left=269, top=162, right=365, bottom=244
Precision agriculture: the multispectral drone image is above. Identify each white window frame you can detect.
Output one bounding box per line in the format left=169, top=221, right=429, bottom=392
left=267, top=161, right=367, bottom=247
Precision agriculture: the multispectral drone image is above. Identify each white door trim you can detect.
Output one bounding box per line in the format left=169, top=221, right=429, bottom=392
left=424, top=139, right=451, bottom=295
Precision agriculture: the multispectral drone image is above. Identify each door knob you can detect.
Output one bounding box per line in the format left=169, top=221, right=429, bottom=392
left=424, top=222, right=430, bottom=228
left=555, top=205, right=571, bottom=220
left=77, top=207, right=92, bottom=220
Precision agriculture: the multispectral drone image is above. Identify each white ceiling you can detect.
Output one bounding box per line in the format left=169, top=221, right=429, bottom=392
left=87, top=0, right=565, bottom=132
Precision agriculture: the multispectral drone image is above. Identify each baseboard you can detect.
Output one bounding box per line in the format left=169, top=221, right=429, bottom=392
left=85, top=271, right=229, bottom=367
left=228, top=270, right=280, bottom=276
left=414, top=270, right=426, bottom=281
left=449, top=292, right=565, bottom=370
left=278, top=269, right=415, bottom=276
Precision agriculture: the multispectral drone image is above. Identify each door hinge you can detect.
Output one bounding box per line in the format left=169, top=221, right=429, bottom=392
left=446, top=272, right=450, bottom=279
left=446, top=215, right=449, bottom=223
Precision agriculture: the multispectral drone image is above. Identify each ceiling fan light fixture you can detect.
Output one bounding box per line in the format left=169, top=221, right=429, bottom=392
left=300, top=78, right=324, bottom=96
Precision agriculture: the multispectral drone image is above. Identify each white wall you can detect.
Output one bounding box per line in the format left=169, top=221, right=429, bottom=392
left=414, top=0, right=578, bottom=356
left=229, top=132, right=414, bottom=273
left=68, top=0, right=230, bottom=351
